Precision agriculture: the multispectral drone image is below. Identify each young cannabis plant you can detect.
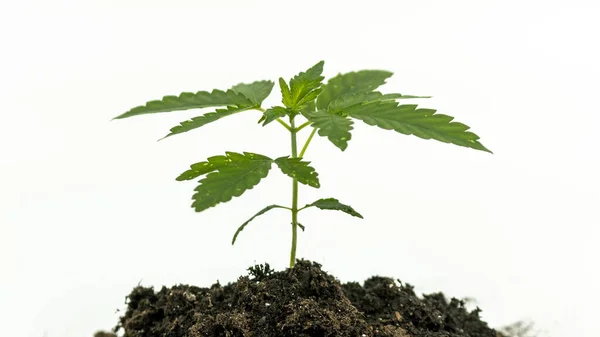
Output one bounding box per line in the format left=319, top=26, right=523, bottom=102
left=113, top=61, right=491, bottom=268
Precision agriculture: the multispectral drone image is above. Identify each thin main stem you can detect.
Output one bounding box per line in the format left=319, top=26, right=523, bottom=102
left=289, top=117, right=299, bottom=268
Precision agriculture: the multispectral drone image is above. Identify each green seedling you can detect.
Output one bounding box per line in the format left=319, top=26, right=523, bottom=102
left=114, top=61, right=491, bottom=267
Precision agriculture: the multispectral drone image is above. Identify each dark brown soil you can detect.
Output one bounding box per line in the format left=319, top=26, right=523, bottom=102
left=109, top=260, right=497, bottom=337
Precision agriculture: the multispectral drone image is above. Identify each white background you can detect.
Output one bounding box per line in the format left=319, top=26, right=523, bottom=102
left=1, top=1, right=598, bottom=336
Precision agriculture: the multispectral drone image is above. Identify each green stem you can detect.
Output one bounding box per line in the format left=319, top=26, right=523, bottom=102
left=296, top=121, right=311, bottom=132
left=289, top=117, right=299, bottom=268
left=277, top=118, right=292, bottom=131
left=299, top=127, right=317, bottom=158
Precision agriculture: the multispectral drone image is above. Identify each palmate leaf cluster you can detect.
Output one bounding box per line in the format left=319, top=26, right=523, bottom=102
left=114, top=61, right=490, bottom=245
left=176, top=152, right=321, bottom=212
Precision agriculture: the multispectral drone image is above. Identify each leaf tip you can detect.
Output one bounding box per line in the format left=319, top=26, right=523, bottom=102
left=475, top=142, right=493, bottom=154
left=158, top=132, right=175, bottom=141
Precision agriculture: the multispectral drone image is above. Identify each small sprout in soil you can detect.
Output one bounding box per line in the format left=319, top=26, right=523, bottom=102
left=114, top=61, right=491, bottom=268
left=247, top=262, right=274, bottom=281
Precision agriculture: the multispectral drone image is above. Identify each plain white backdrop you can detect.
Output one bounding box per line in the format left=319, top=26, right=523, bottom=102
left=1, top=1, right=598, bottom=336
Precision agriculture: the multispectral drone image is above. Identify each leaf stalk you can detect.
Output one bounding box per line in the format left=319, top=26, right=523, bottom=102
left=299, top=128, right=317, bottom=158
left=296, top=121, right=311, bottom=132
left=276, top=118, right=292, bottom=131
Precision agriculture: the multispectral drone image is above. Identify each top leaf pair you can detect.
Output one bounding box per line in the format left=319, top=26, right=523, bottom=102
left=113, top=61, right=491, bottom=153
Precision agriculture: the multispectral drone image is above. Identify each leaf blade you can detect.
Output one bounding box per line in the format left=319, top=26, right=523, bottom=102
left=161, top=105, right=252, bottom=139
left=303, top=198, right=363, bottom=218
left=231, top=80, right=275, bottom=105
left=305, top=111, right=354, bottom=151
left=232, top=204, right=288, bottom=245
left=317, top=70, right=393, bottom=111
left=274, top=156, right=320, bottom=188
left=260, top=106, right=289, bottom=126
left=176, top=160, right=219, bottom=181
left=191, top=152, right=273, bottom=212
left=327, top=92, right=401, bottom=113
left=297, top=88, right=323, bottom=108
left=279, top=77, right=293, bottom=108
left=299, top=100, right=316, bottom=116
left=346, top=101, right=492, bottom=153
left=328, top=92, right=431, bottom=113
left=114, top=89, right=253, bottom=119
left=289, top=61, right=325, bottom=107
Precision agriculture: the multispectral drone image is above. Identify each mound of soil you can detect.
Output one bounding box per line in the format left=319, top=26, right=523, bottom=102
left=111, top=260, right=497, bottom=337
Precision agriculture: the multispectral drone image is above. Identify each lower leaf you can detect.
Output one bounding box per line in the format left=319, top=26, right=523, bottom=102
left=191, top=152, right=273, bottom=212
left=232, top=204, right=288, bottom=244
left=302, top=198, right=363, bottom=218
left=260, top=106, right=289, bottom=126
left=274, top=156, right=320, bottom=188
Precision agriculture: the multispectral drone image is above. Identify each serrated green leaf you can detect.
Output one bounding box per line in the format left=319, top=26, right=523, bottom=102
left=299, top=100, right=316, bottom=116
left=274, top=156, right=320, bottom=188
left=394, top=94, right=432, bottom=99
left=191, top=152, right=273, bottom=212
left=279, top=77, right=293, bottom=107
left=232, top=204, right=288, bottom=245
left=328, top=92, right=403, bottom=113
left=302, top=198, right=363, bottom=218
left=297, top=88, right=323, bottom=108
left=289, top=61, right=325, bottom=106
left=176, top=161, right=220, bottom=181
left=346, top=101, right=492, bottom=153
left=113, top=89, right=253, bottom=119
left=231, top=80, right=274, bottom=105
left=328, top=92, right=431, bottom=113
left=317, top=70, right=393, bottom=111
left=161, top=105, right=251, bottom=140
left=260, top=106, right=289, bottom=126
left=305, top=111, right=353, bottom=151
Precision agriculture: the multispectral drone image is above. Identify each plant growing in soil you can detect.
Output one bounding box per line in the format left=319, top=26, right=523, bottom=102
left=114, top=61, right=491, bottom=268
